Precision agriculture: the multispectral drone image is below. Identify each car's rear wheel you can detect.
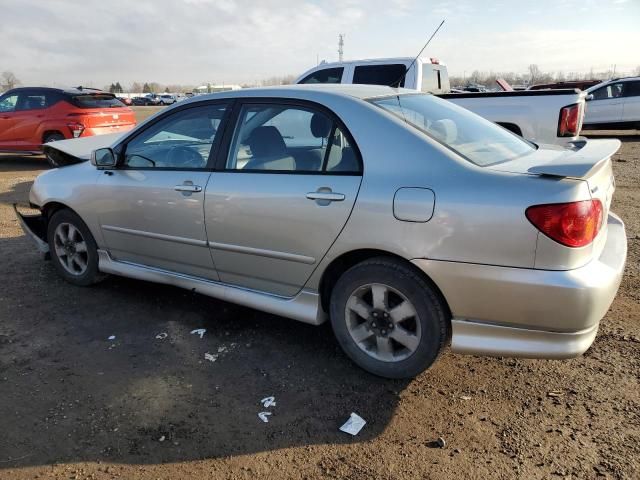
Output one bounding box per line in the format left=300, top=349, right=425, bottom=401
left=47, top=209, right=104, bottom=286
left=329, top=257, right=449, bottom=378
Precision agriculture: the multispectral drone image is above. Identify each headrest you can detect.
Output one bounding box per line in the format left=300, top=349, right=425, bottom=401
left=247, top=126, right=287, bottom=157
left=430, top=119, right=458, bottom=144
left=310, top=113, right=332, bottom=138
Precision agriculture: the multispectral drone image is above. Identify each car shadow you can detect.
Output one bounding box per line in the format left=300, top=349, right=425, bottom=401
left=0, top=232, right=414, bottom=468
left=0, top=154, right=48, bottom=172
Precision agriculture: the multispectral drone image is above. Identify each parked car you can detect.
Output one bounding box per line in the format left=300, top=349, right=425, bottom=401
left=16, top=85, right=626, bottom=378
left=0, top=87, right=136, bottom=166
left=529, top=80, right=601, bottom=91
left=582, top=77, right=640, bottom=129
left=116, top=96, right=133, bottom=106
left=296, top=58, right=588, bottom=147
left=159, top=94, right=177, bottom=105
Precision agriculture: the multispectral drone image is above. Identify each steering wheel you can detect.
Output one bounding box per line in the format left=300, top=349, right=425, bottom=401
left=166, top=145, right=205, bottom=168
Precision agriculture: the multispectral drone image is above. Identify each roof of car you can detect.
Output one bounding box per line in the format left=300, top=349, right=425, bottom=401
left=181, top=84, right=413, bottom=104
left=3, top=86, right=112, bottom=95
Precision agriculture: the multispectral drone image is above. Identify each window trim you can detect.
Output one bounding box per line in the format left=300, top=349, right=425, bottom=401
left=352, top=63, right=407, bottom=88
left=113, top=100, right=233, bottom=172
left=213, top=97, right=363, bottom=176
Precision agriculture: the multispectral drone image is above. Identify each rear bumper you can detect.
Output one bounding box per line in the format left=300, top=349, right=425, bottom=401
left=83, top=125, right=135, bottom=137
left=412, top=212, right=627, bottom=358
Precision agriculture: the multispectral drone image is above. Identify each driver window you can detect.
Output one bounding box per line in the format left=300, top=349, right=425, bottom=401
left=0, top=94, right=19, bottom=113
left=591, top=83, right=623, bottom=101
left=124, top=104, right=227, bottom=169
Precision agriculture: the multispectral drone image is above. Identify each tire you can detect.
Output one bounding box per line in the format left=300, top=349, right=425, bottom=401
left=43, top=133, right=66, bottom=168
left=329, top=257, right=449, bottom=379
left=47, top=209, right=105, bottom=286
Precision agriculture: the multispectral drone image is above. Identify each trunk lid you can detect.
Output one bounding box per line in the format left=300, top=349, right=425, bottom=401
left=68, top=107, right=136, bottom=128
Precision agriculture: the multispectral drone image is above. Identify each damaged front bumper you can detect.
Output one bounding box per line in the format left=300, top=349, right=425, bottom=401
left=13, top=203, right=49, bottom=257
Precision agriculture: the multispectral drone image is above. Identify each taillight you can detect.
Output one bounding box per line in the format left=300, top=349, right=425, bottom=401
left=526, top=200, right=603, bottom=248
left=558, top=103, right=581, bottom=137
left=67, top=122, right=85, bottom=138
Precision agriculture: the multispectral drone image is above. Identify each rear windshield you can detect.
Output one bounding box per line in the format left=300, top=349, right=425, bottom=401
left=370, top=94, right=535, bottom=166
left=69, top=93, right=125, bottom=108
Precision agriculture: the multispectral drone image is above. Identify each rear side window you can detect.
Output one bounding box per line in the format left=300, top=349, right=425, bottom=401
left=226, top=104, right=361, bottom=174
left=299, top=67, right=344, bottom=84
left=68, top=93, right=125, bottom=108
left=371, top=94, right=535, bottom=166
left=353, top=64, right=406, bottom=88
left=16, top=93, right=47, bottom=111
left=624, top=81, right=640, bottom=97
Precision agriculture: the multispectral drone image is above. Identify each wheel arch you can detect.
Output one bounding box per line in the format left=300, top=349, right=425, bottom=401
left=42, top=130, right=66, bottom=144
left=318, top=249, right=452, bottom=320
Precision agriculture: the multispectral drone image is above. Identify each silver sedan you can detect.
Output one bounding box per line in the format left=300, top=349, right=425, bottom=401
left=16, top=84, right=627, bottom=378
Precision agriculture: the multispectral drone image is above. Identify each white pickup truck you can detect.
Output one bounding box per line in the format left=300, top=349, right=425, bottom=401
left=296, top=57, right=587, bottom=147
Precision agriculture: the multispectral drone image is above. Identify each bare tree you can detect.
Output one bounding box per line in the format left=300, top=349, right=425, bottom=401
left=528, top=64, right=541, bottom=84
left=130, top=82, right=143, bottom=93
left=1, top=71, right=20, bottom=90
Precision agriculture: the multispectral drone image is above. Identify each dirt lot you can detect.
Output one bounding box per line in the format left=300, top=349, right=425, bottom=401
left=0, top=121, right=638, bottom=479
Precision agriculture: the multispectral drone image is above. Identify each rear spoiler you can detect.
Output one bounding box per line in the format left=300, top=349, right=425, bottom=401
left=527, top=139, right=620, bottom=178
left=488, top=139, right=621, bottom=179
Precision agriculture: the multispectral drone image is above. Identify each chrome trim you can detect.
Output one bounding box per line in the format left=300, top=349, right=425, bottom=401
left=207, top=241, right=316, bottom=265
left=174, top=185, right=202, bottom=192
left=305, top=192, right=345, bottom=202
left=13, top=204, right=50, bottom=254
left=101, top=225, right=208, bottom=247
left=97, top=250, right=324, bottom=325
left=450, top=319, right=599, bottom=359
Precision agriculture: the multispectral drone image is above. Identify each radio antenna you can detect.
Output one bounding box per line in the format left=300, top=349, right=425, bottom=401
left=394, top=19, right=445, bottom=88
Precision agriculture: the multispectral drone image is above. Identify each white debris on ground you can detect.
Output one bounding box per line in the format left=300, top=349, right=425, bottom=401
left=261, top=396, right=276, bottom=408
left=190, top=328, right=206, bottom=339
left=339, top=412, right=366, bottom=436
left=258, top=412, right=272, bottom=423
left=204, top=352, right=218, bottom=363
left=155, top=332, right=168, bottom=340
left=107, top=335, right=116, bottom=341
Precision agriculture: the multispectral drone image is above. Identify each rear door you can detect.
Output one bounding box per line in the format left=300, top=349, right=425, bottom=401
left=621, top=80, right=640, bottom=123
left=205, top=100, right=363, bottom=297
left=585, top=82, right=624, bottom=124
left=95, top=101, right=230, bottom=280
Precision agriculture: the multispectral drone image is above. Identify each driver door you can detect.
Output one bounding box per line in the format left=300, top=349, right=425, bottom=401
left=95, top=102, right=229, bottom=280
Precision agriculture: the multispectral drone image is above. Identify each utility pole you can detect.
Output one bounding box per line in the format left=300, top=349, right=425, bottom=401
left=338, top=33, right=345, bottom=62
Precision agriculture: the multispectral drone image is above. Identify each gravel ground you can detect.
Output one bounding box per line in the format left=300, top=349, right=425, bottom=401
left=0, top=126, right=638, bottom=479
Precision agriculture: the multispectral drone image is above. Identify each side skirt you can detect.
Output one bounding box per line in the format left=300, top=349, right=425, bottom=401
left=97, top=250, right=325, bottom=326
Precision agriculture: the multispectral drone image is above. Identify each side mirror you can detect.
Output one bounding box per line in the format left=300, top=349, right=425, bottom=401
left=91, top=148, right=117, bottom=168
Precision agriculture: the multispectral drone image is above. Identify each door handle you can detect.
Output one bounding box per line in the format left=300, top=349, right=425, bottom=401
left=174, top=184, right=202, bottom=192
left=306, top=191, right=345, bottom=202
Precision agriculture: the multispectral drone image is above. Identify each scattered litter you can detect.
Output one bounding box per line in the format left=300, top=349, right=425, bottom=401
left=460, top=395, right=472, bottom=401
left=155, top=332, right=168, bottom=340
left=158, top=435, right=165, bottom=442
left=339, top=412, right=366, bottom=436
left=435, top=437, right=447, bottom=448
left=217, top=346, right=227, bottom=354
left=204, top=352, right=218, bottom=363
left=258, top=412, right=272, bottom=423
left=261, top=396, right=276, bottom=408
left=107, top=335, right=116, bottom=341
left=191, top=328, right=206, bottom=339
left=547, top=391, right=564, bottom=398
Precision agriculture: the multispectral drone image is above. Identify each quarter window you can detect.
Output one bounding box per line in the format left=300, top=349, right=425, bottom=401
left=226, top=104, right=360, bottom=174
left=353, top=64, right=406, bottom=88
left=299, top=67, right=344, bottom=84
left=124, top=104, right=227, bottom=169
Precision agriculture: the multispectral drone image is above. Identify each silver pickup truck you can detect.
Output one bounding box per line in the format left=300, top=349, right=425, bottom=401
left=296, top=57, right=587, bottom=147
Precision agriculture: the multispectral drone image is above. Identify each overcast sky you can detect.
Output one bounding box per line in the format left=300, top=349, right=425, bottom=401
left=1, top=0, right=638, bottom=88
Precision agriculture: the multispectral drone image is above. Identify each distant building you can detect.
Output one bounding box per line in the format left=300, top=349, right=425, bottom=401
left=194, top=84, right=242, bottom=94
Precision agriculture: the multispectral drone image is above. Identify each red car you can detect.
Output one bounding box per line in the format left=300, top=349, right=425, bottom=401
left=0, top=87, right=136, bottom=165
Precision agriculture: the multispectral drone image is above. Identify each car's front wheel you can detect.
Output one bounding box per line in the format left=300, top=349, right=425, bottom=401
left=330, top=257, right=449, bottom=378
left=47, top=209, right=104, bottom=286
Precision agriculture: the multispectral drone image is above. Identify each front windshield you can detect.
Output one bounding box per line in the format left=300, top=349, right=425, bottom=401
left=370, top=94, right=535, bottom=166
